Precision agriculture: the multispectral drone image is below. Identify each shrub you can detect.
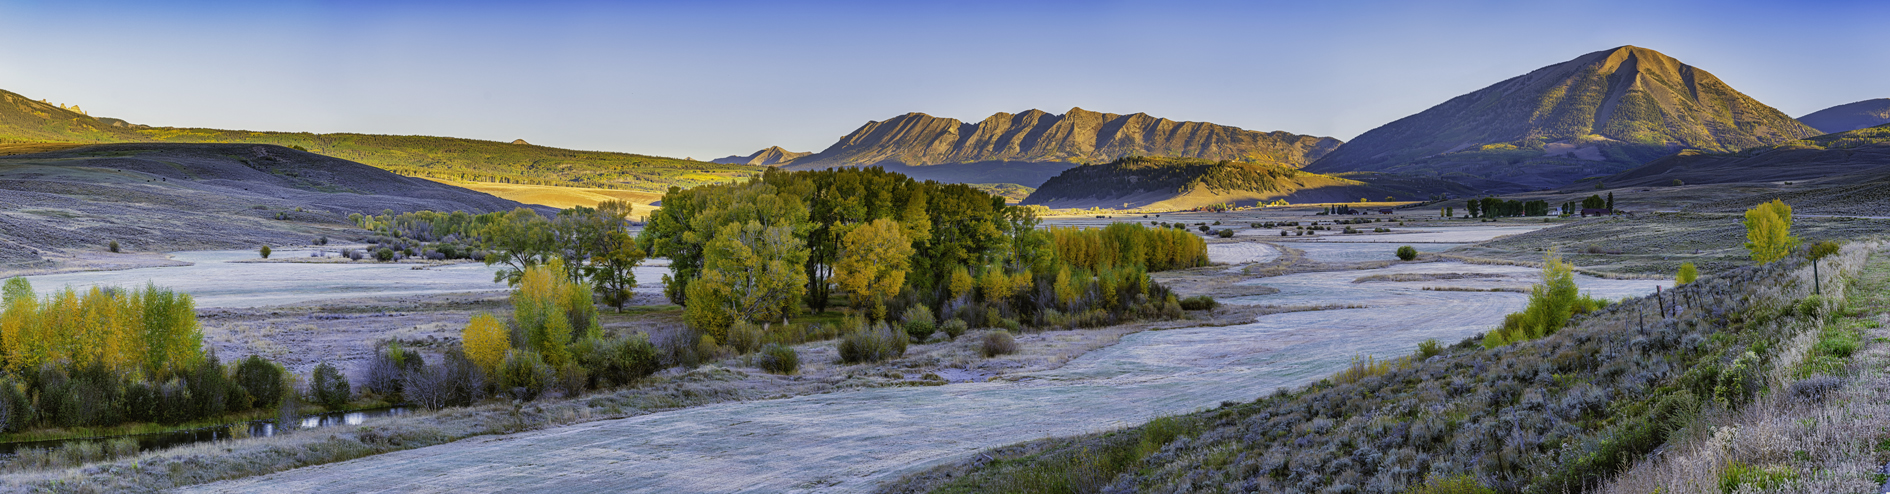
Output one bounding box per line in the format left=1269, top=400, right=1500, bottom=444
left=461, top=313, right=509, bottom=375
left=1416, top=338, right=1444, bottom=360
left=1397, top=245, right=1418, bottom=261
left=1217, top=229, right=1234, bottom=238
left=757, top=344, right=799, bottom=375
left=1409, top=474, right=1496, bottom=494
left=259, top=245, right=272, bottom=259
left=940, top=318, right=969, bottom=339
left=838, top=322, right=907, bottom=364
left=498, top=349, right=552, bottom=401
left=1807, top=240, right=1841, bottom=261
left=375, top=247, right=395, bottom=262
left=232, top=355, right=285, bottom=411
left=575, top=334, right=662, bottom=388
left=363, top=342, right=424, bottom=400
left=903, top=305, right=937, bottom=342
left=308, top=362, right=350, bottom=409
left=980, top=330, right=1019, bottom=358
left=1676, top=262, right=1698, bottom=285
left=1178, top=295, right=1218, bottom=311
left=107, top=240, right=119, bottom=253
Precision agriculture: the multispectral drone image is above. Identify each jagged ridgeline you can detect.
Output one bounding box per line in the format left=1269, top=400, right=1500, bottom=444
left=0, top=88, right=760, bottom=193
left=1023, top=156, right=1475, bottom=210
left=783, top=108, right=1341, bottom=188
left=1305, top=46, right=1820, bottom=191
left=638, top=166, right=1208, bottom=341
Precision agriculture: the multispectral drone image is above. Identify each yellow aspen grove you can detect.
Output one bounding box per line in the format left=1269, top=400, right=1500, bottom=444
left=462, top=312, right=510, bottom=374
left=1, top=278, right=37, bottom=373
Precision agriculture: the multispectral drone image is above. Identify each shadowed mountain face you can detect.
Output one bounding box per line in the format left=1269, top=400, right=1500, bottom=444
left=784, top=108, right=1341, bottom=187
left=1022, top=156, right=1475, bottom=210
left=0, top=143, right=543, bottom=272
left=1604, top=123, right=1890, bottom=188
left=711, top=146, right=810, bottom=166
left=1798, top=99, right=1890, bottom=134
left=1305, top=46, right=1820, bottom=192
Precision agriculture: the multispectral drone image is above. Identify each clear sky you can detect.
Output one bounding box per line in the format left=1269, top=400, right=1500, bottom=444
left=1, top=0, right=1883, bottom=160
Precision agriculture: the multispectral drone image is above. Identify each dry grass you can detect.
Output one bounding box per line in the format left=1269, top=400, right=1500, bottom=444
left=1601, top=242, right=1890, bottom=494
left=435, top=180, right=662, bottom=213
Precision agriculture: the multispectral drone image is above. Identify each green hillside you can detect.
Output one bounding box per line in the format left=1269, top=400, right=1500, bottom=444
left=0, top=88, right=761, bottom=193
left=1305, top=46, right=1820, bottom=191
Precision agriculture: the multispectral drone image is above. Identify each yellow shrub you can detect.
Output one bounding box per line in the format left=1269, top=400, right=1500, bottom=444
left=462, top=312, right=510, bottom=375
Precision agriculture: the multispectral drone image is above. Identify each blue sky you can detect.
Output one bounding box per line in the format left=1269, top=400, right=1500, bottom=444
left=1, top=0, right=1883, bottom=159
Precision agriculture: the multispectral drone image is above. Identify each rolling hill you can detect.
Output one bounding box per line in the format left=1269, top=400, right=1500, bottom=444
left=1602, top=123, right=1890, bottom=188
left=1022, top=156, right=1475, bottom=210
left=1797, top=98, right=1890, bottom=134
left=0, top=88, right=763, bottom=199
left=783, top=108, right=1341, bottom=187
left=0, top=143, right=544, bottom=274
left=710, top=146, right=810, bottom=166
left=1304, top=46, right=1820, bottom=192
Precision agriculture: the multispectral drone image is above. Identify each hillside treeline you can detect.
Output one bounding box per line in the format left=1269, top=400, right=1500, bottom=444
left=640, top=167, right=1209, bottom=343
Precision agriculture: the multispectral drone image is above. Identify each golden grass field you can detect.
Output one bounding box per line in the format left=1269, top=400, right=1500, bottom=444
left=432, top=180, right=664, bottom=217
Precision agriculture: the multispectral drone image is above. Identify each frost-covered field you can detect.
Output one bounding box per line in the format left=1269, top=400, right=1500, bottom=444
left=21, top=249, right=668, bottom=308
left=185, top=261, right=1666, bottom=493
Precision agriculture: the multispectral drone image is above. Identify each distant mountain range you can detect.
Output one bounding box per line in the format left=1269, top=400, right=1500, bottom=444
left=1022, top=156, right=1474, bottom=210
left=776, top=108, right=1341, bottom=187
left=1603, top=123, right=1890, bottom=188
left=711, top=146, right=810, bottom=166
left=1798, top=99, right=1890, bottom=134
left=1304, top=46, right=1820, bottom=192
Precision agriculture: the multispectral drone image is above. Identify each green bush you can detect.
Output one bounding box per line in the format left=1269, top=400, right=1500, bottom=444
left=981, top=330, right=1019, bottom=358
left=940, top=318, right=969, bottom=339
left=1216, top=229, right=1234, bottom=238
left=499, top=349, right=553, bottom=401
left=1178, top=295, right=1218, bottom=311
left=1397, top=245, right=1418, bottom=261
left=1409, top=474, right=1497, bottom=494
left=838, top=322, right=907, bottom=364
left=757, top=344, right=799, bottom=375
left=375, top=247, right=395, bottom=262
left=903, top=305, right=937, bottom=341
left=726, top=321, right=764, bottom=354
left=233, top=355, right=285, bottom=411
left=259, top=245, right=272, bottom=259
left=107, top=240, right=119, bottom=253
left=308, top=362, right=351, bottom=409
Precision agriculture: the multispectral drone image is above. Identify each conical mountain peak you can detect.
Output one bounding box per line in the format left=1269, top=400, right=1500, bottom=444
left=1304, top=45, right=1818, bottom=191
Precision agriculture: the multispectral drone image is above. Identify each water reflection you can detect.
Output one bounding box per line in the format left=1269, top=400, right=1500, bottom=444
left=0, top=407, right=409, bottom=456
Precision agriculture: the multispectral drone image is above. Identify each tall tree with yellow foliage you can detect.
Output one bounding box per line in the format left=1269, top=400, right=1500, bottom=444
left=834, top=218, right=914, bottom=320
left=1743, top=199, right=1798, bottom=265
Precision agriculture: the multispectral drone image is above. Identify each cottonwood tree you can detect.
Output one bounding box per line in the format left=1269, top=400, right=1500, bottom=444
left=685, top=220, right=810, bottom=341
left=833, top=218, right=913, bottom=320
left=461, top=312, right=509, bottom=375
left=482, top=208, right=555, bottom=286
left=1743, top=199, right=1798, bottom=265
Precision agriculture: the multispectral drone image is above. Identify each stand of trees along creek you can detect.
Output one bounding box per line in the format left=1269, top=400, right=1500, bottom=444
left=0, top=278, right=279, bottom=431
left=641, top=167, right=1208, bottom=349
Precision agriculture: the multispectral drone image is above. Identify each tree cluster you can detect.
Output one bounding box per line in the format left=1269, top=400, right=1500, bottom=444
left=640, top=167, right=1202, bottom=352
